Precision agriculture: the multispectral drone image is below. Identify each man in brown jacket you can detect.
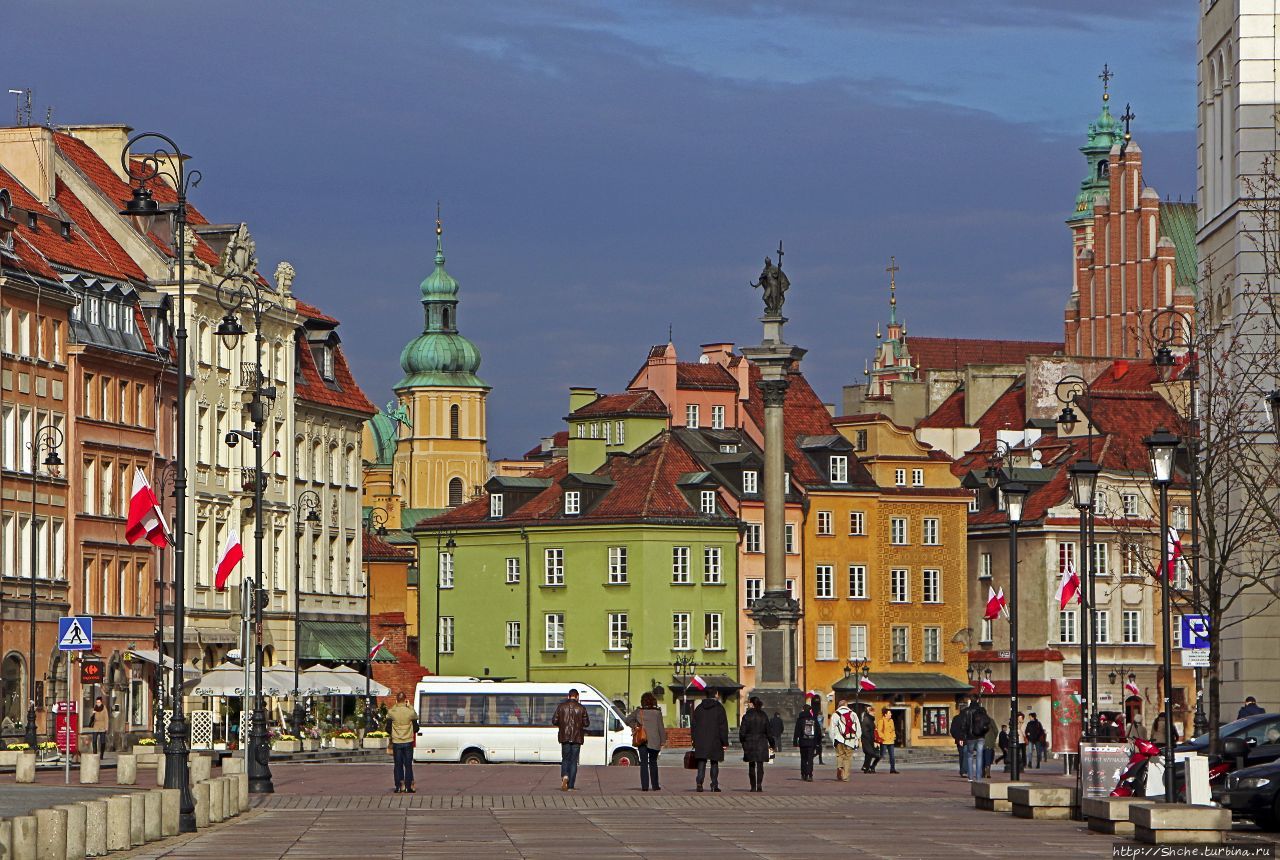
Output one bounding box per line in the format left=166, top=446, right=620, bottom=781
left=552, top=689, right=589, bottom=791
left=386, top=692, right=418, bottom=793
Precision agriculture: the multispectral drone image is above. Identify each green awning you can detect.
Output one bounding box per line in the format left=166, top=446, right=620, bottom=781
left=298, top=620, right=395, bottom=663
left=831, top=672, right=971, bottom=695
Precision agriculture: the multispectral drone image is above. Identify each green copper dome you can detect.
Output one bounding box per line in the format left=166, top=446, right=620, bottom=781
left=366, top=409, right=398, bottom=466
left=1069, top=94, right=1120, bottom=224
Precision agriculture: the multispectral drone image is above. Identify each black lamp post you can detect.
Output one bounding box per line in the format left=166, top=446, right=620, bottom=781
left=1146, top=427, right=1180, bottom=803
left=121, top=131, right=200, bottom=832
left=152, top=464, right=178, bottom=743
left=216, top=274, right=279, bottom=795
left=433, top=529, right=457, bottom=675
left=291, top=490, right=321, bottom=735
left=25, top=425, right=63, bottom=747
left=1003, top=480, right=1029, bottom=782
left=847, top=659, right=871, bottom=709
left=673, top=654, right=696, bottom=728
left=365, top=508, right=389, bottom=732
left=622, top=630, right=634, bottom=710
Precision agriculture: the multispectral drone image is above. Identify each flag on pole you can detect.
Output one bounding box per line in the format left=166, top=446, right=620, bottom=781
left=689, top=674, right=707, bottom=691
left=369, top=636, right=388, bottom=660
left=859, top=677, right=877, bottom=691
left=980, top=677, right=996, bottom=693
left=1055, top=561, right=1081, bottom=610
left=1164, top=527, right=1183, bottom=581
left=214, top=531, right=244, bottom=590
left=1125, top=680, right=1141, bottom=697
left=125, top=467, right=170, bottom=548
left=984, top=586, right=1001, bottom=620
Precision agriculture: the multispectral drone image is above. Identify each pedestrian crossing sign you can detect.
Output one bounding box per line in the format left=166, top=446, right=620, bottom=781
left=57, top=616, right=93, bottom=651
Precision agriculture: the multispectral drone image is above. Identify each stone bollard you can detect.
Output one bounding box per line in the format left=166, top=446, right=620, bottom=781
left=127, top=793, right=144, bottom=847
left=116, top=753, right=137, bottom=785
left=105, top=796, right=130, bottom=852
left=208, top=777, right=225, bottom=823
left=12, top=814, right=37, bottom=860
left=189, top=754, right=212, bottom=784
left=0, top=819, right=12, bottom=860
left=222, top=756, right=244, bottom=775
left=55, top=803, right=87, bottom=860
left=36, top=807, right=69, bottom=860
left=14, top=752, right=35, bottom=783
left=227, top=775, right=241, bottom=815
left=237, top=771, right=249, bottom=811
left=143, top=790, right=162, bottom=841
left=155, top=753, right=165, bottom=786
left=79, top=752, right=100, bottom=784
left=193, top=780, right=210, bottom=829
left=159, top=788, right=180, bottom=837
left=83, top=799, right=107, bottom=857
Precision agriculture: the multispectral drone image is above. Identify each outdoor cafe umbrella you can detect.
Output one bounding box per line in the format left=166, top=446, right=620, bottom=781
left=328, top=664, right=391, bottom=698
left=299, top=665, right=348, bottom=696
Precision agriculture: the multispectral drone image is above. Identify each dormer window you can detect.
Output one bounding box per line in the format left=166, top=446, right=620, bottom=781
left=854, top=430, right=868, bottom=451
left=700, top=490, right=717, bottom=515
left=564, top=491, right=581, bottom=515
left=829, top=455, right=848, bottom=484
left=686, top=404, right=699, bottom=428
left=105, top=301, right=118, bottom=330
left=310, top=344, right=335, bottom=380
left=490, top=493, right=504, bottom=518
left=718, top=444, right=738, bottom=454
left=0, top=190, right=13, bottom=251
left=87, top=297, right=100, bottom=326
left=742, top=470, right=758, bottom=494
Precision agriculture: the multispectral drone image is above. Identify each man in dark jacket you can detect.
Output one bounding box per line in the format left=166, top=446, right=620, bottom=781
left=963, top=698, right=992, bottom=783
left=768, top=712, right=784, bottom=752
left=1025, top=712, right=1047, bottom=769
left=551, top=689, right=589, bottom=791
left=1239, top=697, right=1266, bottom=719
left=794, top=702, right=823, bottom=781
left=949, top=707, right=970, bottom=777
left=690, top=688, right=728, bottom=792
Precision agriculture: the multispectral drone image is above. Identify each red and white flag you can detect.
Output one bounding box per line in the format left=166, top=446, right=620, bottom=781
left=860, top=677, right=877, bottom=691
left=984, top=586, right=1008, bottom=620
left=689, top=674, right=707, bottom=691
left=369, top=636, right=388, bottom=660
left=1056, top=562, right=1081, bottom=610
left=125, top=467, right=169, bottom=548
left=1163, top=527, right=1183, bottom=581
left=214, top=531, right=244, bottom=590
left=980, top=677, right=996, bottom=693
left=1125, top=680, right=1141, bottom=697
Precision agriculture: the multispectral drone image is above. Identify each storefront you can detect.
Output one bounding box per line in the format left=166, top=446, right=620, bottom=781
left=831, top=672, right=972, bottom=747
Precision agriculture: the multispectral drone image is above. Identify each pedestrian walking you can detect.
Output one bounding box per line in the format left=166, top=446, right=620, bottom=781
left=809, top=695, right=825, bottom=765
left=83, top=695, right=107, bottom=755
left=625, top=692, right=666, bottom=792
left=997, top=724, right=1009, bottom=769
left=793, top=702, right=823, bottom=781
left=1025, top=712, right=1047, bottom=769
left=1015, top=712, right=1028, bottom=771
left=386, top=691, right=419, bottom=793
left=876, top=707, right=899, bottom=774
left=1239, top=696, right=1266, bottom=719
left=1127, top=713, right=1148, bottom=742
left=739, top=696, right=773, bottom=792
left=949, top=707, right=968, bottom=777
left=982, top=707, right=998, bottom=778
left=690, top=688, right=728, bottom=792
left=829, top=698, right=860, bottom=781
left=552, top=688, right=589, bottom=791
left=860, top=704, right=880, bottom=773
left=768, top=712, right=784, bottom=754
left=962, top=698, right=991, bottom=782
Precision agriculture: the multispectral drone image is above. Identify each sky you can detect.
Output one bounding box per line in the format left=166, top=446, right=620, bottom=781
left=8, top=1, right=1197, bottom=457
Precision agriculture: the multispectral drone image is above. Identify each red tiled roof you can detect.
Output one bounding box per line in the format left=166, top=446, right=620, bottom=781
left=522, top=430, right=570, bottom=460
left=51, top=179, right=148, bottom=280
left=294, top=299, right=339, bottom=325
left=362, top=531, right=415, bottom=562
left=916, top=386, right=967, bottom=429
left=907, top=337, right=1062, bottom=372
left=294, top=303, right=376, bottom=415
left=570, top=390, right=668, bottom=418
left=676, top=361, right=738, bottom=390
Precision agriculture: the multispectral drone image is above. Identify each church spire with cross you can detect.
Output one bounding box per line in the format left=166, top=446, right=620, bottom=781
left=1070, top=64, right=1122, bottom=224
left=864, top=256, right=918, bottom=399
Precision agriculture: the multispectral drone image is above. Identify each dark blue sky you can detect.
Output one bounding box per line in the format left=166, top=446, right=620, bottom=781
left=10, top=2, right=1196, bottom=457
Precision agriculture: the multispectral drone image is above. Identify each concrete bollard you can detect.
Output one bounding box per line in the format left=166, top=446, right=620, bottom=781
left=36, top=807, right=68, bottom=860
left=14, top=752, right=35, bottom=783
left=189, top=754, right=211, bottom=784
left=55, top=803, right=87, bottom=860
left=79, top=752, right=100, bottom=784
left=0, top=819, right=12, bottom=860
left=116, top=753, right=137, bottom=785
left=155, top=753, right=165, bottom=786
left=12, top=814, right=37, bottom=860
left=208, top=777, right=225, bottom=823
left=222, top=756, right=244, bottom=775
left=143, top=790, right=162, bottom=841
left=193, top=780, right=210, bottom=829
left=83, top=799, right=106, bottom=857
left=127, top=793, right=144, bottom=847
left=159, top=788, right=180, bottom=837
left=227, top=775, right=242, bottom=815
left=105, top=796, right=130, bottom=852
left=237, top=771, right=249, bottom=811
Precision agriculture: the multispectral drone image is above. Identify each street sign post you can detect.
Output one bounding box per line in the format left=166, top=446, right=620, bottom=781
left=56, top=617, right=93, bottom=652
left=56, top=616, right=92, bottom=783
left=1180, top=615, right=1210, bottom=668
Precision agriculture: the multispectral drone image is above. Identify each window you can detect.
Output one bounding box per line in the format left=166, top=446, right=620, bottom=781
left=672, top=613, right=690, bottom=650
left=448, top=478, right=464, bottom=507
left=438, top=551, right=454, bottom=588
left=817, top=511, right=833, bottom=535
left=711, top=405, right=725, bottom=430
left=544, top=549, right=564, bottom=586
left=854, top=429, right=868, bottom=451
left=785, top=523, right=796, bottom=554
left=980, top=618, right=993, bottom=644
left=968, top=490, right=979, bottom=513
left=564, top=491, right=580, bottom=516
left=1123, top=544, right=1142, bottom=577
left=1094, top=610, right=1110, bottom=644
left=744, top=523, right=762, bottom=553
left=815, top=564, right=834, bottom=598
left=1172, top=505, right=1189, bottom=531
left=1172, top=622, right=1181, bottom=650
left=1174, top=558, right=1191, bottom=591
left=817, top=624, right=835, bottom=660
left=847, top=565, right=866, bottom=599
left=891, top=626, right=910, bottom=662
left=17, top=310, right=29, bottom=355
left=81, top=458, right=96, bottom=515
left=1123, top=610, right=1141, bottom=644
left=912, top=469, right=924, bottom=487
left=699, top=489, right=717, bottom=515
left=1121, top=493, right=1139, bottom=517
left=1091, top=542, right=1109, bottom=576
left=506, top=557, right=521, bottom=584
left=101, top=459, right=115, bottom=517
left=890, top=517, right=907, bottom=545
left=608, top=546, right=628, bottom=584
left=979, top=553, right=992, bottom=579
left=545, top=614, right=565, bottom=651
left=1058, top=541, right=1076, bottom=575
left=615, top=421, right=625, bottom=445
left=602, top=422, right=611, bottom=444
left=608, top=613, right=630, bottom=650
left=894, top=468, right=906, bottom=486
left=672, top=546, right=690, bottom=583
left=890, top=568, right=910, bottom=603
left=489, top=493, right=504, bottom=518
left=703, top=612, right=723, bottom=650
left=848, top=625, right=868, bottom=660
left=923, top=518, right=939, bottom=545
left=1059, top=610, right=1078, bottom=644
left=577, top=424, right=586, bottom=438
left=589, top=422, right=599, bottom=438
left=923, top=627, right=941, bottom=662
left=829, top=455, right=848, bottom=484
left=745, top=578, right=763, bottom=605
left=439, top=617, right=455, bottom=653
left=744, top=633, right=756, bottom=667
left=848, top=511, right=865, bottom=535
left=449, top=404, right=460, bottom=439
left=505, top=621, right=521, bottom=647
left=686, top=404, right=699, bottom=428
left=742, top=470, right=758, bottom=494
left=703, top=547, right=722, bottom=584
left=922, top=569, right=941, bottom=603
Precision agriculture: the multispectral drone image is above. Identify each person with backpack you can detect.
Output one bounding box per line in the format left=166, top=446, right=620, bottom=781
left=964, top=698, right=993, bottom=783
left=1025, top=712, right=1047, bottom=769
left=859, top=704, right=879, bottom=773
left=983, top=707, right=999, bottom=778
left=829, top=698, right=860, bottom=782
left=793, top=701, right=823, bottom=781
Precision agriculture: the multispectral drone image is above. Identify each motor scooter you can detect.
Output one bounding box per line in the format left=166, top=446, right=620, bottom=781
left=1111, top=738, right=1231, bottom=798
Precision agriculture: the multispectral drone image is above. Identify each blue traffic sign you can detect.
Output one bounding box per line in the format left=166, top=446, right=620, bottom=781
left=56, top=616, right=93, bottom=651
left=1181, top=614, right=1210, bottom=649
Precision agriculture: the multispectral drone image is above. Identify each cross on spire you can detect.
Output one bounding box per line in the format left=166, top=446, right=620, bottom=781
left=775, top=239, right=784, bottom=270
left=887, top=255, right=900, bottom=325
left=1121, top=103, right=1135, bottom=137
left=1099, top=63, right=1113, bottom=101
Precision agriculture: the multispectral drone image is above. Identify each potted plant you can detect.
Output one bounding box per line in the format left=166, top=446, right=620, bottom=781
left=36, top=740, right=58, bottom=761
left=270, top=732, right=301, bottom=754
left=133, top=736, right=159, bottom=758
left=301, top=725, right=321, bottom=751
left=330, top=730, right=358, bottom=751
left=0, top=743, right=21, bottom=766
left=363, top=730, right=389, bottom=750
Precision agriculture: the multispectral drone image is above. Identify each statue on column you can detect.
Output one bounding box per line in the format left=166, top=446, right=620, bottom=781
left=751, top=244, right=790, bottom=317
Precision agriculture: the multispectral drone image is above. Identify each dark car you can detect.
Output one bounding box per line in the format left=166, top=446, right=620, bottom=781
left=1216, top=758, right=1280, bottom=831
left=1178, top=713, right=1280, bottom=768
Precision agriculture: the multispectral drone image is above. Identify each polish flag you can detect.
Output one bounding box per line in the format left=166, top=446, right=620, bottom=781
left=125, top=468, right=169, bottom=548
left=1056, top=562, right=1081, bottom=610
left=214, top=531, right=244, bottom=590
left=980, top=678, right=996, bottom=693
left=368, top=636, right=388, bottom=660
left=984, top=586, right=1008, bottom=620
left=689, top=674, right=708, bottom=691
left=860, top=677, right=877, bottom=691
left=1163, top=527, right=1183, bottom=581
left=1125, top=680, right=1141, bottom=697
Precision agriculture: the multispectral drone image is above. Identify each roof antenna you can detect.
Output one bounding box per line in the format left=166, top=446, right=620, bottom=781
left=8, top=89, right=32, bottom=126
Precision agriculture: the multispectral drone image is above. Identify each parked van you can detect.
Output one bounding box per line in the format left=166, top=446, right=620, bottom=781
left=412, top=678, right=638, bottom=766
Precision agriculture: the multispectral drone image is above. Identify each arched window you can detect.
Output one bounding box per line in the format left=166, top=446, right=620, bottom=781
left=448, top=478, right=464, bottom=507
left=442, top=306, right=452, bottom=330
left=1097, top=159, right=1109, bottom=179
left=449, top=404, right=461, bottom=439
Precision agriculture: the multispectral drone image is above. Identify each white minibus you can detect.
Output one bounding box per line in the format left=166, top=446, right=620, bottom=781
left=412, top=677, right=639, bottom=766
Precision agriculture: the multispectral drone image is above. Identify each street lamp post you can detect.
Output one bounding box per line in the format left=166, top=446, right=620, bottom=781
left=365, top=509, right=389, bottom=732
left=846, top=659, right=870, bottom=709
left=1146, top=428, right=1180, bottom=803
left=1108, top=665, right=1134, bottom=714
left=121, top=131, right=199, bottom=832
left=622, top=630, right=634, bottom=710
left=152, top=464, right=178, bottom=742
left=1003, top=481, right=1029, bottom=783
left=291, top=491, right=321, bottom=735
left=25, top=425, right=63, bottom=747
left=673, top=655, right=696, bottom=728
left=433, top=529, right=457, bottom=675
left=216, top=273, right=279, bottom=795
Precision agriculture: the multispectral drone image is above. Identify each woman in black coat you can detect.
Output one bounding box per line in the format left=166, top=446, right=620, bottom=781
left=690, top=688, right=728, bottom=792
left=859, top=705, right=880, bottom=773
left=739, top=696, right=773, bottom=792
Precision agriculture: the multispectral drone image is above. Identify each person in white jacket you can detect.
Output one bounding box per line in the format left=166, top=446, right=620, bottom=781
left=829, top=699, right=861, bottom=782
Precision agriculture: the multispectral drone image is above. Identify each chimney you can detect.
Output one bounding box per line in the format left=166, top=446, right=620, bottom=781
left=568, top=386, right=598, bottom=414
left=540, top=436, right=554, bottom=453
left=700, top=342, right=735, bottom=366
left=0, top=126, right=55, bottom=202
left=568, top=438, right=606, bottom=475
left=61, top=124, right=134, bottom=181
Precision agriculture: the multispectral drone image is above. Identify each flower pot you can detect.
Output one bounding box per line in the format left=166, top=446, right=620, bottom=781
left=362, top=737, right=388, bottom=750
left=332, top=737, right=356, bottom=751
left=302, top=738, right=319, bottom=752
left=0, top=750, right=17, bottom=766
left=272, top=740, right=301, bottom=754
left=133, top=745, right=159, bottom=759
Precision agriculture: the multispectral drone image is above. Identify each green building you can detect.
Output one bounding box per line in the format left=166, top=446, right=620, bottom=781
left=416, top=392, right=741, bottom=727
